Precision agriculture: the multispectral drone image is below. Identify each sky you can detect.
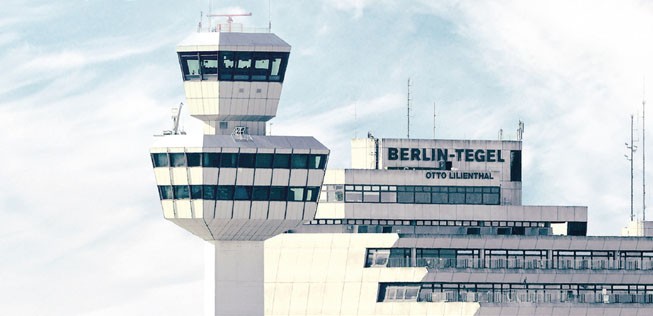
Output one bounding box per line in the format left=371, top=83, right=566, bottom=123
left=3, top=0, right=653, bottom=314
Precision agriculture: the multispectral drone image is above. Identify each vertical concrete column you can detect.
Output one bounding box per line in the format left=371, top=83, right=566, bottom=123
left=212, top=240, right=265, bottom=316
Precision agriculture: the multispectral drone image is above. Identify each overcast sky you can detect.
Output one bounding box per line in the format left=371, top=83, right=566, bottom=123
left=3, top=0, right=653, bottom=314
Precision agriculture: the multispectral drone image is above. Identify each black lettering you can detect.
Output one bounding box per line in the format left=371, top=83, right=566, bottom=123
left=388, top=148, right=399, bottom=160
left=464, top=149, right=474, bottom=162
left=455, top=149, right=465, bottom=161
left=400, top=148, right=409, bottom=160
left=474, top=149, right=485, bottom=162
left=498, top=150, right=505, bottom=162
left=410, top=148, right=421, bottom=161
left=422, top=148, right=430, bottom=161
left=486, top=149, right=496, bottom=162
left=437, top=149, right=449, bottom=161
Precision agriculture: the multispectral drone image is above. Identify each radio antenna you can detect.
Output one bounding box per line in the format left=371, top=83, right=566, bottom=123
left=432, top=101, right=436, bottom=139
left=627, top=114, right=638, bottom=221
left=268, top=0, right=272, bottom=32
left=643, top=76, right=647, bottom=221
left=407, top=78, right=411, bottom=139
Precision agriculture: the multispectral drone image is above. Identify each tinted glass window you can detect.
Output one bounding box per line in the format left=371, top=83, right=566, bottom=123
left=216, top=186, right=234, bottom=200
left=288, top=187, right=304, bottom=201
left=179, top=53, right=200, bottom=80
left=218, top=51, right=235, bottom=80
left=199, top=52, right=218, bottom=80
left=273, top=154, right=291, bottom=168
left=483, top=193, right=499, bottom=205
left=234, top=186, right=252, bottom=200
left=190, top=185, right=203, bottom=199
left=221, top=153, right=238, bottom=168
left=269, top=186, right=287, bottom=201
left=291, top=154, right=308, bottom=169
left=255, top=153, right=274, bottom=168
left=186, top=153, right=201, bottom=167
left=238, top=153, right=256, bottom=168
left=251, top=53, right=270, bottom=81
left=397, top=192, right=414, bottom=203
left=203, top=153, right=220, bottom=167
left=203, top=185, right=216, bottom=200
left=158, top=186, right=173, bottom=199
left=415, top=192, right=431, bottom=204
left=466, top=193, right=483, bottom=204
left=174, top=186, right=190, bottom=199
left=309, top=154, right=327, bottom=169
left=449, top=193, right=465, bottom=204
left=252, top=186, right=270, bottom=201
left=169, top=153, right=186, bottom=167
left=234, top=52, right=252, bottom=81
left=152, top=153, right=169, bottom=167
left=305, top=187, right=320, bottom=202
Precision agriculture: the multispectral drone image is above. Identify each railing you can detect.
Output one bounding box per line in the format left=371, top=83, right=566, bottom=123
left=418, top=291, right=653, bottom=304
left=372, top=258, right=653, bottom=271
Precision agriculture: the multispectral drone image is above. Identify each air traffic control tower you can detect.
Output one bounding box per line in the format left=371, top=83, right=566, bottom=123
left=149, top=18, right=329, bottom=316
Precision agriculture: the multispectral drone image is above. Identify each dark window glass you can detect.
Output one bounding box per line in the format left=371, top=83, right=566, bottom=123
left=273, top=154, right=291, bottom=168
left=305, top=187, right=320, bottom=202
left=567, top=222, right=587, bottom=236
left=238, top=153, right=256, bottom=168
left=218, top=51, right=235, bottom=80
left=151, top=153, right=169, bottom=167
left=269, top=53, right=289, bottom=82
left=203, top=185, right=216, bottom=200
left=255, top=153, right=274, bottom=168
left=190, top=185, right=203, bottom=199
left=186, top=153, right=201, bottom=167
left=510, top=150, right=522, bottom=182
left=467, top=227, right=481, bottom=235
left=252, top=186, right=270, bottom=201
left=415, top=192, right=431, bottom=204
left=199, top=52, right=218, bottom=80
left=497, top=227, right=511, bottom=235
left=449, top=193, right=465, bottom=204
left=203, top=153, right=220, bottom=167
left=221, top=153, right=238, bottom=168
left=178, top=52, right=200, bottom=80
left=233, top=52, right=252, bottom=80
left=291, top=154, right=308, bottom=169
left=288, top=187, right=304, bottom=201
left=397, top=192, right=414, bottom=203
left=169, top=153, right=186, bottom=167
left=234, top=186, right=252, bottom=200
left=216, top=186, right=234, bottom=200
left=466, top=193, right=483, bottom=204
left=512, top=227, right=525, bottom=235
left=483, top=193, right=499, bottom=205
left=309, top=154, right=327, bottom=169
left=174, top=185, right=190, bottom=199
left=251, top=53, right=270, bottom=81
left=158, top=186, right=173, bottom=199
left=431, top=192, right=448, bottom=204
left=269, top=186, right=287, bottom=201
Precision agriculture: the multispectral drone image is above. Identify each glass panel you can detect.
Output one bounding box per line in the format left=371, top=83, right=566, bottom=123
left=199, top=52, right=218, bottom=80
left=288, top=187, right=304, bottom=201
left=203, top=185, right=216, bottom=200
left=158, top=186, right=173, bottom=199
left=380, top=191, right=396, bottom=202
left=190, top=185, right=203, bottom=199
left=238, top=153, right=256, bottom=168
left=179, top=53, right=200, bottom=80
left=431, top=192, right=448, bottom=204
left=309, top=154, right=327, bottom=169
left=173, top=185, right=190, bottom=199
left=397, top=192, right=414, bottom=203
left=252, top=186, right=270, bottom=201
left=234, top=186, right=252, bottom=200
left=251, top=53, right=269, bottom=81
left=305, top=187, right=320, bottom=202
left=202, top=153, right=220, bottom=167
left=186, top=153, right=201, bottom=167
left=291, top=154, right=308, bottom=169
left=466, top=193, right=483, bottom=204
left=218, top=51, right=235, bottom=80
left=345, top=192, right=362, bottom=202
left=234, top=52, right=252, bottom=80
left=363, top=191, right=379, bottom=202
left=151, top=153, right=169, bottom=167
left=216, top=186, right=234, bottom=200
left=415, top=192, right=431, bottom=204
left=273, top=154, right=291, bottom=168
left=269, top=186, right=287, bottom=201
left=220, top=153, right=238, bottom=168
left=169, top=153, right=186, bottom=167
left=483, top=193, right=499, bottom=205
left=449, top=193, right=465, bottom=204
left=255, top=153, right=274, bottom=168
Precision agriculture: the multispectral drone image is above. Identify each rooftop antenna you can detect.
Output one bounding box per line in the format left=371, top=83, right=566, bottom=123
left=626, top=114, right=638, bottom=221
left=198, top=11, right=203, bottom=32
left=498, top=129, right=503, bottom=140
left=517, top=120, right=525, bottom=141
left=207, top=12, right=253, bottom=32
left=407, top=78, right=411, bottom=139
left=268, top=0, right=272, bottom=32
left=354, top=103, right=358, bottom=138
left=432, top=101, right=437, bottom=139
left=643, top=76, right=647, bottom=221
left=162, top=103, right=186, bottom=135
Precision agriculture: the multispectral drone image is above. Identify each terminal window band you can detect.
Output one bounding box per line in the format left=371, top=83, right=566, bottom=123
left=178, top=51, right=289, bottom=82
left=320, top=184, right=500, bottom=205
left=158, top=185, right=320, bottom=202
left=151, top=152, right=327, bottom=170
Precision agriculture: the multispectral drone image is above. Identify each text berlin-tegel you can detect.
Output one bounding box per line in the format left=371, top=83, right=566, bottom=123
left=387, top=147, right=505, bottom=163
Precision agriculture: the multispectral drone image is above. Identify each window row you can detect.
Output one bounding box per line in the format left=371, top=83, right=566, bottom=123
left=305, top=218, right=549, bottom=228
left=157, top=185, right=319, bottom=202
left=380, top=282, right=653, bottom=304
left=178, top=51, right=289, bottom=82
left=319, top=184, right=500, bottom=205
left=151, top=152, right=327, bottom=170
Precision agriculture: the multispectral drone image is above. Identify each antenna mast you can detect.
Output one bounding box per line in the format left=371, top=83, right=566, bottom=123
left=433, top=101, right=436, bottom=139
left=627, top=115, right=638, bottom=221
left=644, top=77, right=647, bottom=221
left=407, top=78, right=411, bottom=139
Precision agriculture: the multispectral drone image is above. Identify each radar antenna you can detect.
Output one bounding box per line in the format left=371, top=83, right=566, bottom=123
left=207, top=12, right=253, bottom=32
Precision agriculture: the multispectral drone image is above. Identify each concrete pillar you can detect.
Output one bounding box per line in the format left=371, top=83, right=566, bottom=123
left=206, top=240, right=265, bottom=316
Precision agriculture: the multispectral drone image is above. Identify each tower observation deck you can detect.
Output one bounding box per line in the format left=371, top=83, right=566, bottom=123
left=149, top=16, right=329, bottom=316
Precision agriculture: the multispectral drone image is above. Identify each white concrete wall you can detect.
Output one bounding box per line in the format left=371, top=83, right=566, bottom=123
left=264, top=233, right=479, bottom=316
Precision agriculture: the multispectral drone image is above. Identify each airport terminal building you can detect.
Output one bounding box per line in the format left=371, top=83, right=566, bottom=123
left=149, top=21, right=653, bottom=316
